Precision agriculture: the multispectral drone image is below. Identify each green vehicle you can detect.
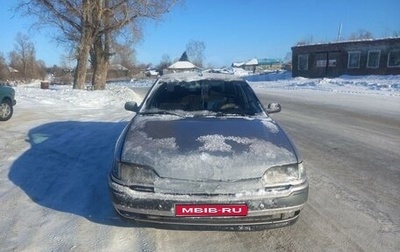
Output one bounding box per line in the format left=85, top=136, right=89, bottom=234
left=0, top=84, right=16, bottom=121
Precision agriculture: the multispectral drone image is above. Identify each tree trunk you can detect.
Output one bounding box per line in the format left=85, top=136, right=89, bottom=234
left=92, top=59, right=108, bottom=90
left=73, top=33, right=92, bottom=89
left=73, top=0, right=94, bottom=90
left=91, top=36, right=109, bottom=90
left=92, top=0, right=111, bottom=91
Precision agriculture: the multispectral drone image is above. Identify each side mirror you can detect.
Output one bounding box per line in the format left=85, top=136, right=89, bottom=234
left=266, top=102, right=281, bottom=114
left=125, top=101, right=139, bottom=112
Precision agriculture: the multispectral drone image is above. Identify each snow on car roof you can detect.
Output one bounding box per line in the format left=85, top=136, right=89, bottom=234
left=158, top=72, right=244, bottom=83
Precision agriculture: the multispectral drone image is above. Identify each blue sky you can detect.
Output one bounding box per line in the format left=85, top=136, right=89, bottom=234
left=1, top=0, right=399, bottom=67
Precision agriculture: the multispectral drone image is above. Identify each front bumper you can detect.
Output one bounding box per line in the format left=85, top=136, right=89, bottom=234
left=109, top=177, right=308, bottom=230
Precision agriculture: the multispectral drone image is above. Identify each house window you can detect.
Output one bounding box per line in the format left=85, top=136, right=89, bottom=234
left=367, top=50, right=380, bottom=68
left=348, top=51, right=361, bottom=69
left=387, top=50, right=400, bottom=67
left=298, top=54, right=308, bottom=70
left=316, top=60, right=327, bottom=68
left=329, top=59, right=337, bottom=67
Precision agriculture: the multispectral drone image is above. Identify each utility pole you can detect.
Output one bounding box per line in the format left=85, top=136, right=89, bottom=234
left=337, top=23, right=343, bottom=41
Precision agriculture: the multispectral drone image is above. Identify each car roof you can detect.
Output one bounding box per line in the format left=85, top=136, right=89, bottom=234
left=157, top=72, right=245, bottom=83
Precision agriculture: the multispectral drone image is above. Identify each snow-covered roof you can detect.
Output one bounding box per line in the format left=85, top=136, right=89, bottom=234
left=168, top=60, right=198, bottom=70
left=8, top=66, right=19, bottom=73
left=233, top=59, right=283, bottom=67
left=257, top=58, right=282, bottom=65
left=292, top=37, right=400, bottom=48
left=109, top=64, right=129, bottom=71
left=245, top=58, right=258, bottom=66
left=159, top=72, right=243, bottom=83
left=232, top=62, right=245, bottom=67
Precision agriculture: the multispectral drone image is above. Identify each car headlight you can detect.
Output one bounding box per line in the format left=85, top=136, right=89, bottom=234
left=111, top=161, right=157, bottom=187
left=262, top=162, right=306, bottom=186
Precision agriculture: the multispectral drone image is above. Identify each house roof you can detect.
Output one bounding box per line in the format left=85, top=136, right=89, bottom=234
left=245, top=58, right=258, bottom=66
left=232, top=62, right=245, bottom=67
left=233, top=58, right=283, bottom=67
left=168, top=60, right=198, bottom=70
left=8, top=66, right=19, bottom=73
left=257, top=58, right=282, bottom=65
left=292, top=37, right=400, bottom=49
left=179, top=51, right=190, bottom=62
left=109, top=64, right=129, bottom=71
left=168, top=51, right=198, bottom=70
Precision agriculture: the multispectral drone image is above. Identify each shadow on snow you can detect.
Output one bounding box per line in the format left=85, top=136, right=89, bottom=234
left=8, top=120, right=136, bottom=227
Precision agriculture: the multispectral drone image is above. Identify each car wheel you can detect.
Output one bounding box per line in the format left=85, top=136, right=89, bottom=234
left=0, top=100, right=13, bottom=121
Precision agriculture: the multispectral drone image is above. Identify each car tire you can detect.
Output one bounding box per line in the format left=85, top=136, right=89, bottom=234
left=0, top=100, right=13, bottom=121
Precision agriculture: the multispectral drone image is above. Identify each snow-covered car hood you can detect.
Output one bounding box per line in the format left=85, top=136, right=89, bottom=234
left=121, top=115, right=298, bottom=181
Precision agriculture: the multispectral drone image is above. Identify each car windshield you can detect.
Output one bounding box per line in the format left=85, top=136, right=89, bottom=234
left=142, top=79, right=263, bottom=116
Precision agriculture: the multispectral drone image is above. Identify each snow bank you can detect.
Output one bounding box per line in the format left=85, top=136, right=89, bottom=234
left=14, top=82, right=143, bottom=109
left=11, top=74, right=399, bottom=113
left=246, top=72, right=400, bottom=95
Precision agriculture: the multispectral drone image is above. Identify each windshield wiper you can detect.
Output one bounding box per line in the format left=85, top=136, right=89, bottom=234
left=140, top=110, right=185, bottom=117
left=214, top=111, right=250, bottom=117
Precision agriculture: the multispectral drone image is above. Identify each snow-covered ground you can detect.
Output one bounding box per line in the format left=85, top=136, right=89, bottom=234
left=0, top=73, right=399, bottom=251
left=246, top=70, right=400, bottom=94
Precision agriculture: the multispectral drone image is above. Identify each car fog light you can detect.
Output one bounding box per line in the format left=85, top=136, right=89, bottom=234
left=272, top=214, right=281, bottom=219
left=282, top=211, right=296, bottom=219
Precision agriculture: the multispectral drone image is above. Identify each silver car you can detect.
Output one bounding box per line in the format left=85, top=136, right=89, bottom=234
left=109, top=72, right=308, bottom=230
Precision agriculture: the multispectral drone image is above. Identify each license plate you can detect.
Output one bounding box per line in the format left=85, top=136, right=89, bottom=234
left=175, top=204, right=248, bottom=217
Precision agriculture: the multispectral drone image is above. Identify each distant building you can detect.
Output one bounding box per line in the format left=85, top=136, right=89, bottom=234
left=166, top=51, right=199, bottom=73
left=7, top=67, right=19, bottom=73
left=244, top=58, right=258, bottom=73
left=145, top=69, right=160, bottom=78
left=257, top=58, right=283, bottom=71
left=232, top=62, right=245, bottom=68
left=291, top=37, right=400, bottom=78
left=107, top=64, right=130, bottom=79
left=232, top=58, right=283, bottom=73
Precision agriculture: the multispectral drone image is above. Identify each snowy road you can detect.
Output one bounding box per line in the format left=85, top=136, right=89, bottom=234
left=1, top=84, right=399, bottom=251
left=256, top=89, right=400, bottom=251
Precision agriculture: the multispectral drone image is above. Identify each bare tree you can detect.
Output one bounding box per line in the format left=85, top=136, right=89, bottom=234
left=295, top=36, right=314, bottom=46
left=155, top=54, right=171, bottom=75
left=89, top=0, right=181, bottom=89
left=35, top=60, right=47, bottom=80
left=8, top=33, right=44, bottom=80
left=7, top=41, right=46, bottom=81
left=111, top=42, right=137, bottom=70
left=8, top=51, right=22, bottom=79
left=16, top=33, right=35, bottom=79
left=186, top=40, right=206, bottom=67
left=349, top=29, right=374, bottom=40
left=60, top=53, right=75, bottom=70
left=284, top=52, right=292, bottom=64
left=16, top=0, right=96, bottom=88
left=0, top=53, right=10, bottom=81
left=17, top=0, right=181, bottom=90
